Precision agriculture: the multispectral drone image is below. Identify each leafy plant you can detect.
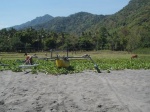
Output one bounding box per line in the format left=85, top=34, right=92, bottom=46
left=0, top=55, right=149, bottom=75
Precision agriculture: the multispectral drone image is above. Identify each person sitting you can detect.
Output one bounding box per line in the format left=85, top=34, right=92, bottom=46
left=24, top=53, right=33, bottom=65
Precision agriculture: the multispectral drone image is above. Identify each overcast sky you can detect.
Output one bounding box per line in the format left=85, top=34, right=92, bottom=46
left=0, top=0, right=130, bottom=29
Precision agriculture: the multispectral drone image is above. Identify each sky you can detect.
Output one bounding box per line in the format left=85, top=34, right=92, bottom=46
left=0, top=0, right=130, bottom=29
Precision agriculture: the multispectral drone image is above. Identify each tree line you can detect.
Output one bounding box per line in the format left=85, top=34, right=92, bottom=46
left=0, top=26, right=149, bottom=53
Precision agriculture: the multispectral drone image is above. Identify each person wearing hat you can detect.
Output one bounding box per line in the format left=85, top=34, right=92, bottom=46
left=24, top=53, right=33, bottom=65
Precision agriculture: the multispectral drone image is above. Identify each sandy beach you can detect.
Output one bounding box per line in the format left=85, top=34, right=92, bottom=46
left=0, top=69, right=150, bottom=112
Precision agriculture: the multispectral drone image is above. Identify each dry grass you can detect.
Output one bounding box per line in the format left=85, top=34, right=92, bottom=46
left=0, top=50, right=149, bottom=60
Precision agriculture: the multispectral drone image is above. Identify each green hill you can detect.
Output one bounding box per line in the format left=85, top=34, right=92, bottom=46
left=34, top=12, right=106, bottom=35
left=12, top=14, right=54, bottom=30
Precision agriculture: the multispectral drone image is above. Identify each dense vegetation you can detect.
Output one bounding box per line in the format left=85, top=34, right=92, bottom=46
left=0, top=54, right=150, bottom=74
left=0, top=0, right=150, bottom=52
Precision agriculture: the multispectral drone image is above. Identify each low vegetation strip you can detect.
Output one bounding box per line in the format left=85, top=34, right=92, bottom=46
left=0, top=57, right=150, bottom=74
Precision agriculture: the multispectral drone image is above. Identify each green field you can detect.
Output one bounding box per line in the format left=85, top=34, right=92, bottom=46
left=0, top=50, right=150, bottom=74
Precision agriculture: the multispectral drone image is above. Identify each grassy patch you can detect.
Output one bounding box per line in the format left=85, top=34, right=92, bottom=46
left=133, top=48, right=150, bottom=54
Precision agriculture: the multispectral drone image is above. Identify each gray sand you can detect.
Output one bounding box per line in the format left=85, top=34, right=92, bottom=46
left=0, top=69, right=150, bottom=112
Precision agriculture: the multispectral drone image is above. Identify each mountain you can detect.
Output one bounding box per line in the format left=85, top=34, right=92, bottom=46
left=34, top=12, right=106, bottom=34
left=12, top=14, right=54, bottom=30
left=97, top=0, right=150, bottom=31
left=11, top=0, right=150, bottom=35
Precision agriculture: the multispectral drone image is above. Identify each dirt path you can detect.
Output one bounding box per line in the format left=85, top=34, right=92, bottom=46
left=0, top=70, right=150, bottom=112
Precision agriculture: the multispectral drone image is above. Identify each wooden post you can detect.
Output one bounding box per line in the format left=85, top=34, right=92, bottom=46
left=50, top=49, right=53, bottom=58
left=67, top=48, right=68, bottom=58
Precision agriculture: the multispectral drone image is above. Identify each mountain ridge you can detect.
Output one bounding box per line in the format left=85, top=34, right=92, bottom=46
left=12, top=14, right=54, bottom=30
left=11, top=0, right=150, bottom=36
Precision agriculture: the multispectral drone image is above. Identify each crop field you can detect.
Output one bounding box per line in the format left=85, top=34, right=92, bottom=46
left=0, top=50, right=150, bottom=74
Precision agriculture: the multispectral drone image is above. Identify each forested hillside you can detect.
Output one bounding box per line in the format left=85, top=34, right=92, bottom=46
left=12, top=14, right=54, bottom=30
left=34, top=12, right=106, bottom=35
left=98, top=0, right=150, bottom=30
left=92, top=0, right=150, bottom=50
left=0, top=0, right=149, bottom=52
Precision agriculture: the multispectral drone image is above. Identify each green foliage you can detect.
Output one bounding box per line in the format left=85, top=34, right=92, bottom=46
left=0, top=56, right=149, bottom=74
left=45, top=38, right=56, bottom=49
